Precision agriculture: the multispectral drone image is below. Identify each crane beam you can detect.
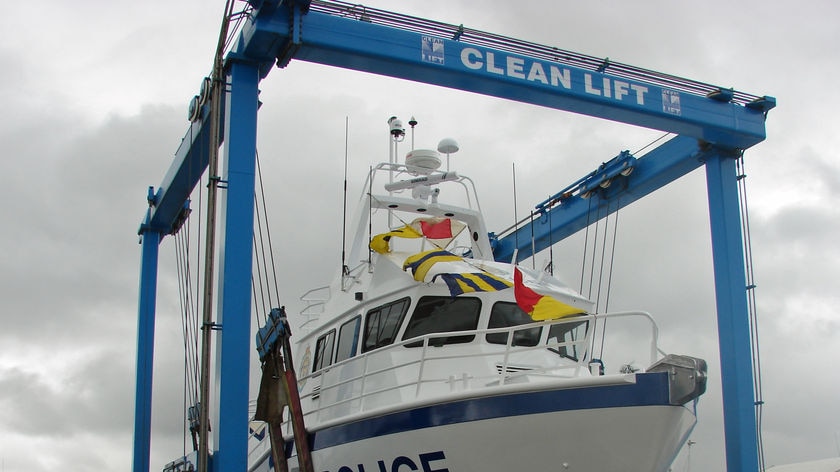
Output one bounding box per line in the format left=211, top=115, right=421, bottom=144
left=491, top=135, right=715, bottom=262
left=234, top=4, right=772, bottom=149
left=142, top=101, right=222, bottom=235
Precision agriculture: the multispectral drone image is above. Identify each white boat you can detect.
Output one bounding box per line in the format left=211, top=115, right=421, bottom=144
left=239, top=118, right=708, bottom=472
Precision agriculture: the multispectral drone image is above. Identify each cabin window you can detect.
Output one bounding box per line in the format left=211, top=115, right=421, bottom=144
left=547, top=319, right=588, bottom=361
left=403, top=296, right=481, bottom=347
left=312, top=329, right=336, bottom=372
left=335, top=316, right=361, bottom=362
left=362, top=297, right=411, bottom=353
left=486, top=302, right=542, bottom=347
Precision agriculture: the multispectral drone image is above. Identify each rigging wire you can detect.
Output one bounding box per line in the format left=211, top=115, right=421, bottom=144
left=173, top=231, right=190, bottom=456
left=174, top=229, right=201, bottom=452
left=251, top=273, right=264, bottom=332
left=255, top=150, right=282, bottom=307
left=252, top=193, right=272, bottom=315
left=594, top=210, right=610, bottom=312
left=579, top=196, right=599, bottom=358
left=251, top=149, right=286, bottom=330
left=174, top=120, right=203, bottom=453
left=529, top=211, right=536, bottom=270
left=736, top=153, right=767, bottom=471
left=597, top=204, right=620, bottom=361
left=185, top=108, right=200, bottom=409
left=579, top=196, right=594, bottom=294
left=512, top=163, right=519, bottom=261
left=547, top=200, right=554, bottom=276
left=577, top=194, right=621, bottom=360
left=252, top=230, right=269, bottom=316
left=633, top=132, right=673, bottom=155
left=586, top=204, right=602, bottom=302
left=604, top=203, right=619, bottom=313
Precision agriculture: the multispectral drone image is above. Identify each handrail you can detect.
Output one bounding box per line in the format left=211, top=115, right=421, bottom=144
left=369, top=162, right=479, bottom=212
left=290, top=311, right=661, bottom=426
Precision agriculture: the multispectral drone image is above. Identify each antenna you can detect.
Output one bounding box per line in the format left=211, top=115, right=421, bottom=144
left=341, top=116, right=350, bottom=275
left=548, top=195, right=554, bottom=276
left=386, top=117, right=404, bottom=228
left=409, top=116, right=418, bottom=149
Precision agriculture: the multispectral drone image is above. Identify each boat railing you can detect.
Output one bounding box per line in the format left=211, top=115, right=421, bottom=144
left=292, top=310, right=662, bottom=428
left=298, top=285, right=331, bottom=332
left=369, top=162, right=482, bottom=213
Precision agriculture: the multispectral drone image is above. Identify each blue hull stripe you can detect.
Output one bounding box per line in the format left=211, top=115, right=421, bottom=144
left=297, top=371, right=670, bottom=452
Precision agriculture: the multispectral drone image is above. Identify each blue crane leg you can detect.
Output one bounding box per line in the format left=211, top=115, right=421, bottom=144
left=212, top=60, right=260, bottom=472
left=705, top=152, right=759, bottom=471
left=133, top=221, right=161, bottom=472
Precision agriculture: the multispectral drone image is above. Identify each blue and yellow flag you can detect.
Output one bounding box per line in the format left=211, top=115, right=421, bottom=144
left=403, top=249, right=513, bottom=297
left=433, top=272, right=512, bottom=297
left=402, top=249, right=462, bottom=281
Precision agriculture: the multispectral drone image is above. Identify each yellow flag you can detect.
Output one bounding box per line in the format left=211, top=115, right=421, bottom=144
left=369, top=224, right=422, bottom=254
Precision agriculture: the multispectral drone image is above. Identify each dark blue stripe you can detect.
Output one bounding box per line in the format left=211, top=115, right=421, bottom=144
left=434, top=273, right=511, bottom=296
left=471, top=273, right=511, bottom=290
left=437, top=273, right=467, bottom=296
left=299, top=371, right=670, bottom=452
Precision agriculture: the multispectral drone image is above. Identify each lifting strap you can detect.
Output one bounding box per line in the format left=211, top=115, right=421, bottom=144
left=255, top=309, right=314, bottom=472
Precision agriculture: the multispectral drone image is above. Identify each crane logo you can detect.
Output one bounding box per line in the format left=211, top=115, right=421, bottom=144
left=422, top=36, right=445, bottom=65
left=662, top=89, right=682, bottom=115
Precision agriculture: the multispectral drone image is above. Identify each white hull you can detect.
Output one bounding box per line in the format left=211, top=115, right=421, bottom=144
left=250, top=373, right=697, bottom=472
left=308, top=406, right=694, bottom=472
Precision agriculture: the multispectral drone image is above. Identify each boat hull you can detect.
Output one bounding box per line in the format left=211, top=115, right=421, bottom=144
left=250, top=372, right=696, bottom=472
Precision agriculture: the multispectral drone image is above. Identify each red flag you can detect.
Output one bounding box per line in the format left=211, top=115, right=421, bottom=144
left=419, top=218, right=453, bottom=239
left=513, top=268, right=582, bottom=321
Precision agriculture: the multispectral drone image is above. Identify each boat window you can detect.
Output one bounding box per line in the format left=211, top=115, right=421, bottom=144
left=313, top=329, right=336, bottom=372
left=486, top=302, right=542, bottom=347
left=335, top=316, right=361, bottom=363
left=547, top=319, right=588, bottom=361
left=403, top=296, right=481, bottom=347
left=362, top=297, right=411, bottom=353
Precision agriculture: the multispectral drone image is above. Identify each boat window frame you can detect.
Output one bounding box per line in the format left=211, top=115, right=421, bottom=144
left=362, top=297, right=411, bottom=353
left=402, top=295, right=482, bottom=347
left=547, top=318, right=589, bottom=361
left=335, top=315, right=361, bottom=363
left=486, top=301, right=543, bottom=347
left=312, top=329, right=336, bottom=373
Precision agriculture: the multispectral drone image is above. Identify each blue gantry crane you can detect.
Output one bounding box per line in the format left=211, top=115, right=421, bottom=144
left=135, top=1, right=774, bottom=471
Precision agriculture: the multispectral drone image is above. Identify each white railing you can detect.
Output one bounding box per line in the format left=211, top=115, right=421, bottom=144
left=290, top=311, right=661, bottom=428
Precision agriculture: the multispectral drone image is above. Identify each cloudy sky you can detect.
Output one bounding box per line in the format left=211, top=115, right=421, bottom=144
left=1, top=1, right=839, bottom=471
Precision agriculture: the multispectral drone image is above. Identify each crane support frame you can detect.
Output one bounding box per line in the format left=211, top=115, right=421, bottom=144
left=134, top=2, right=773, bottom=472
left=705, top=154, right=761, bottom=470
left=234, top=3, right=771, bottom=149
left=211, top=60, right=261, bottom=471
left=133, top=217, right=161, bottom=472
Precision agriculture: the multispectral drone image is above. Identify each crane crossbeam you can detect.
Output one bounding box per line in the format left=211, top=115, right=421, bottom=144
left=232, top=1, right=772, bottom=149
left=491, top=135, right=721, bottom=263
